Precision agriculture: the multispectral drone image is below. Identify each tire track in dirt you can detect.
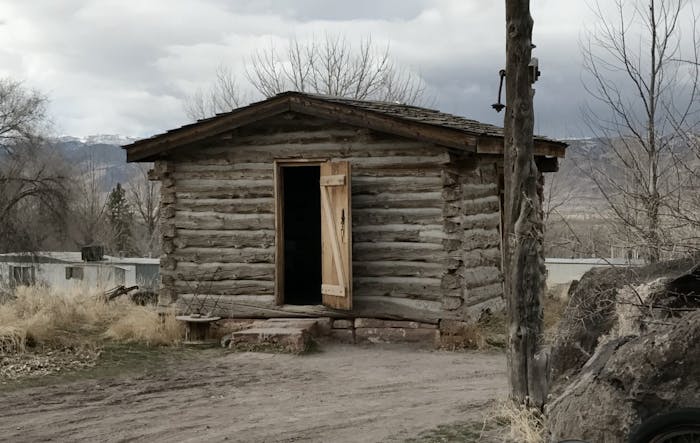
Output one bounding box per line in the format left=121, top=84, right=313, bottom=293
left=0, top=345, right=506, bottom=442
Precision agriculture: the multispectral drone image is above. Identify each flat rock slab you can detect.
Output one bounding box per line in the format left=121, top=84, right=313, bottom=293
left=230, top=327, right=311, bottom=353
left=355, top=327, right=440, bottom=347
left=228, top=318, right=320, bottom=353
left=251, top=318, right=321, bottom=335
left=355, top=318, right=437, bottom=329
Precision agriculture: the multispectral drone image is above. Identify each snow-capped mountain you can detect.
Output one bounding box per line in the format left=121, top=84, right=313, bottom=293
left=56, top=134, right=139, bottom=146
left=50, top=134, right=145, bottom=193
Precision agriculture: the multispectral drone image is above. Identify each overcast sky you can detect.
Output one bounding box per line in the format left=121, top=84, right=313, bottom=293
left=0, top=0, right=652, bottom=139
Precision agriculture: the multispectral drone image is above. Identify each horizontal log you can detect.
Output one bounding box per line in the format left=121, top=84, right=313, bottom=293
left=355, top=276, right=442, bottom=301
left=229, top=128, right=363, bottom=145
left=353, top=168, right=442, bottom=178
left=210, top=140, right=437, bottom=155
left=172, top=247, right=274, bottom=264
left=463, top=228, right=501, bottom=251
left=462, top=196, right=500, bottom=216
left=165, top=263, right=275, bottom=281
left=352, top=192, right=443, bottom=210
left=464, top=266, right=503, bottom=288
left=175, top=178, right=273, bottom=198
left=462, top=183, right=499, bottom=199
left=186, top=145, right=448, bottom=165
left=188, top=152, right=448, bottom=168
left=175, top=198, right=274, bottom=214
left=465, top=282, right=503, bottom=306
left=441, top=272, right=463, bottom=290
left=174, top=212, right=274, bottom=230
left=352, top=260, right=445, bottom=278
left=463, top=247, right=502, bottom=268
left=353, top=225, right=446, bottom=244
left=176, top=178, right=273, bottom=190
left=172, top=170, right=273, bottom=180
left=175, top=294, right=450, bottom=323
left=353, top=241, right=446, bottom=262
left=354, top=296, right=449, bottom=323
left=174, top=162, right=271, bottom=172
left=442, top=296, right=463, bottom=310
left=176, top=189, right=273, bottom=199
left=463, top=266, right=502, bottom=289
left=174, top=229, right=275, bottom=248
left=350, top=154, right=451, bottom=169
left=174, top=280, right=274, bottom=296
left=443, top=201, right=461, bottom=218
left=352, top=176, right=442, bottom=194
left=462, top=213, right=501, bottom=230
left=353, top=208, right=442, bottom=225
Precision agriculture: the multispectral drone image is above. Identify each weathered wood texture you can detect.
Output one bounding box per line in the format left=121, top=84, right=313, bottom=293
left=159, top=114, right=504, bottom=321
left=503, top=0, right=547, bottom=408
left=439, top=154, right=504, bottom=320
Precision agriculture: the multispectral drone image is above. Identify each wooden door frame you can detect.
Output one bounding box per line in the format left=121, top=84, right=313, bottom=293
left=273, top=158, right=326, bottom=306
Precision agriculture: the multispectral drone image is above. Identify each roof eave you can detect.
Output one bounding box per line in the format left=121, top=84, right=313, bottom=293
left=124, top=93, right=483, bottom=162
left=123, top=91, right=567, bottom=162
left=124, top=95, right=293, bottom=162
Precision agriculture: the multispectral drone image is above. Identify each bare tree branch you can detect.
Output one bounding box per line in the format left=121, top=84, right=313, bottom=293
left=581, top=0, right=700, bottom=262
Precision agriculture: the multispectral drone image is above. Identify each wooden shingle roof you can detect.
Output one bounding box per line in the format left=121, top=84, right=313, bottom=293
left=124, top=91, right=566, bottom=162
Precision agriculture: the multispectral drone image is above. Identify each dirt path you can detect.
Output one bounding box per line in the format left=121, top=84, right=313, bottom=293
left=0, top=344, right=506, bottom=442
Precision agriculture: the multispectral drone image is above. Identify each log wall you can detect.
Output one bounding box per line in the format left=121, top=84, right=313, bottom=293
left=156, top=114, right=504, bottom=323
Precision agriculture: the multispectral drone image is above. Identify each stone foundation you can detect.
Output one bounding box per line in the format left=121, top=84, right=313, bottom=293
left=217, top=317, right=497, bottom=349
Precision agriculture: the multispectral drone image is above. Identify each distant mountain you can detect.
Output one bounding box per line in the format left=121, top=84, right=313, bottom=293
left=50, top=135, right=144, bottom=193
left=56, top=134, right=138, bottom=146
left=551, top=136, right=698, bottom=217
left=551, top=138, right=608, bottom=216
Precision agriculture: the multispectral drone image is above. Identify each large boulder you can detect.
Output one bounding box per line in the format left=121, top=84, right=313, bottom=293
left=549, top=256, right=698, bottom=384
left=547, top=309, right=700, bottom=442
left=547, top=261, right=700, bottom=442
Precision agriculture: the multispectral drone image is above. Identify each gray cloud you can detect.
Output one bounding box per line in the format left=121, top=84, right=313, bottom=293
left=0, top=0, right=640, bottom=139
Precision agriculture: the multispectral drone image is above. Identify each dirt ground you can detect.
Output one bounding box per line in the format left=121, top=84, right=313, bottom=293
left=0, top=344, right=506, bottom=442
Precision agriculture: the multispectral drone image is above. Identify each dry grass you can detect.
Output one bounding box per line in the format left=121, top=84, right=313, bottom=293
left=0, top=326, right=26, bottom=354
left=105, top=306, right=183, bottom=346
left=542, top=294, right=568, bottom=344
left=451, top=294, right=565, bottom=352
left=488, top=399, right=547, bottom=443
left=0, top=285, right=182, bottom=353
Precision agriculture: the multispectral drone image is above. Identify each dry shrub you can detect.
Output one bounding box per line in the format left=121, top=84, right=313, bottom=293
left=0, top=285, right=181, bottom=353
left=488, top=399, right=547, bottom=443
left=542, top=294, right=568, bottom=344
left=105, top=306, right=183, bottom=345
left=440, top=311, right=508, bottom=351
left=0, top=326, right=26, bottom=354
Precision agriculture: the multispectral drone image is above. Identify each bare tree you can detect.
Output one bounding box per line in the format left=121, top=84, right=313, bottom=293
left=126, top=164, right=161, bottom=257
left=503, top=0, right=547, bottom=407
left=247, top=35, right=426, bottom=103
left=70, top=153, right=108, bottom=247
left=0, top=81, right=69, bottom=253
left=0, top=78, right=47, bottom=149
left=184, top=65, right=248, bottom=120
left=185, top=34, right=428, bottom=119
left=0, top=140, right=69, bottom=253
left=581, top=0, right=700, bottom=262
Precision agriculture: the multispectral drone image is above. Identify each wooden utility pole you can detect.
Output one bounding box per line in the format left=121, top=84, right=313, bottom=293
left=503, top=0, right=547, bottom=407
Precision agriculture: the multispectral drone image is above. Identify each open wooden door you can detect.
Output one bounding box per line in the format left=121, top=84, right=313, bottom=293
left=320, top=161, right=352, bottom=310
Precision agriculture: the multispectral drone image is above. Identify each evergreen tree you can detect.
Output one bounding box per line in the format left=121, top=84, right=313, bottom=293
left=107, top=183, right=133, bottom=254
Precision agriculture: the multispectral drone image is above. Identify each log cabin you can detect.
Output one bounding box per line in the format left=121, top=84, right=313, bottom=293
left=123, top=91, right=566, bottom=325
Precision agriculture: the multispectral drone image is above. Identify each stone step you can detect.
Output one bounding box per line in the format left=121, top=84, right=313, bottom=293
left=226, top=318, right=320, bottom=353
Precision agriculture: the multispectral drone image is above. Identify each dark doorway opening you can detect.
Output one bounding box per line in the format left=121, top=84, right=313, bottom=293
left=282, top=166, right=322, bottom=305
